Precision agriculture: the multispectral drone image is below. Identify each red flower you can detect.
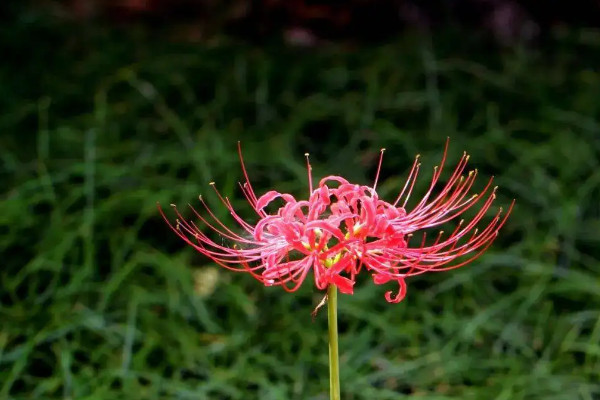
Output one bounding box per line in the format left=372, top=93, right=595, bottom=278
left=159, top=140, right=513, bottom=303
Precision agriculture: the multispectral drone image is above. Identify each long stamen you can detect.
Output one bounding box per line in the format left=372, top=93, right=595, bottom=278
left=305, top=152, right=313, bottom=194
left=373, top=148, right=386, bottom=191
left=237, top=141, right=259, bottom=207
left=393, top=155, right=420, bottom=206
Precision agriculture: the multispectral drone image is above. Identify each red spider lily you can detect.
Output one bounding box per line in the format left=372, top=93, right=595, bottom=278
left=159, top=140, right=513, bottom=303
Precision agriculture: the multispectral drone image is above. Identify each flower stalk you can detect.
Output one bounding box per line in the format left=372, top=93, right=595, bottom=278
left=327, top=284, right=340, bottom=400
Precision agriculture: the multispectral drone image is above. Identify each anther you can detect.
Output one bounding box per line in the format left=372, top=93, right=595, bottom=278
left=170, top=203, right=176, bottom=207
left=209, top=182, right=215, bottom=186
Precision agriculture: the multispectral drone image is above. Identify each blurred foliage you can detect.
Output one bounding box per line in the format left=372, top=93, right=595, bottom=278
left=1, top=16, right=600, bottom=400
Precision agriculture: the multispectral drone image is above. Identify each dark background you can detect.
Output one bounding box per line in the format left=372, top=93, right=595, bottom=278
left=10, top=1, right=600, bottom=41
left=1, top=1, right=599, bottom=399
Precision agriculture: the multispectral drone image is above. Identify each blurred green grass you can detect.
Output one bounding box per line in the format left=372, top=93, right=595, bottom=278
left=1, top=20, right=600, bottom=399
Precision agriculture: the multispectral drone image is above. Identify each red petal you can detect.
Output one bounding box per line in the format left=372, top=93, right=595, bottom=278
left=332, top=275, right=354, bottom=294
left=384, top=278, right=407, bottom=303
left=373, top=273, right=392, bottom=285
left=256, top=191, right=295, bottom=211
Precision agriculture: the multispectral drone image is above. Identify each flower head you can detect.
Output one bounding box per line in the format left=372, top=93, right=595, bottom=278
left=160, top=140, right=513, bottom=303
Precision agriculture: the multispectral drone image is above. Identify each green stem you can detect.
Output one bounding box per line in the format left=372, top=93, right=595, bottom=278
left=327, top=284, right=341, bottom=400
